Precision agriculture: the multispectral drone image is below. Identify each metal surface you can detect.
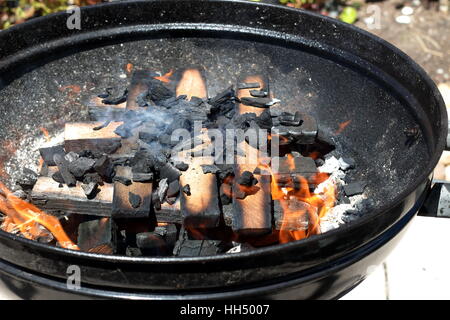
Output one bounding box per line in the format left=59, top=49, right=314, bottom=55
left=0, top=0, right=447, bottom=299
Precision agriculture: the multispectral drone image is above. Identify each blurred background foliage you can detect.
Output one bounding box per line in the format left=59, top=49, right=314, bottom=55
left=0, top=0, right=363, bottom=30
left=0, top=0, right=105, bottom=29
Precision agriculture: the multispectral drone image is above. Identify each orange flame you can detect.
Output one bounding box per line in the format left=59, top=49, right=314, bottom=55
left=40, top=127, right=51, bottom=142
left=154, top=70, right=174, bottom=83
left=0, top=182, right=78, bottom=250
left=125, top=63, right=133, bottom=74
left=259, top=159, right=336, bottom=243
left=335, top=120, right=351, bottom=135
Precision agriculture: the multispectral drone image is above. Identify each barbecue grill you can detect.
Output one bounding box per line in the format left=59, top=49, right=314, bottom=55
left=0, top=0, right=447, bottom=299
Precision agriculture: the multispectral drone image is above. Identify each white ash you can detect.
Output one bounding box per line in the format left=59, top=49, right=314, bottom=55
left=315, top=156, right=368, bottom=233
left=226, top=242, right=254, bottom=254
left=3, top=129, right=64, bottom=190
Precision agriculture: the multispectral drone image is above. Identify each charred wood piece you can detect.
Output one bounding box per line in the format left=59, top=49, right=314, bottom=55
left=68, top=157, right=96, bottom=180
left=239, top=97, right=279, bottom=108
left=343, top=182, right=366, bottom=196
left=16, top=168, right=38, bottom=190
left=53, top=154, right=76, bottom=187
left=77, top=217, right=118, bottom=254
left=94, top=155, right=114, bottom=182
left=237, top=82, right=260, bottom=89
left=81, top=182, right=99, bottom=199
left=249, top=90, right=268, bottom=98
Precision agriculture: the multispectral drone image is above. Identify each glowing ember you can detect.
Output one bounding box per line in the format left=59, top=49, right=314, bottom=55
left=39, top=127, right=51, bottom=142
left=154, top=69, right=174, bottom=83
left=0, top=182, right=78, bottom=250
left=335, top=120, right=351, bottom=135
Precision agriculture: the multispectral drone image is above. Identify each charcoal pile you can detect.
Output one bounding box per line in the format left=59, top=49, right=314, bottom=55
left=2, top=69, right=370, bottom=256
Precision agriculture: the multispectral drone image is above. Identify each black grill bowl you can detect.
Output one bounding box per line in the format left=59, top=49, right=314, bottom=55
left=0, top=0, right=446, bottom=299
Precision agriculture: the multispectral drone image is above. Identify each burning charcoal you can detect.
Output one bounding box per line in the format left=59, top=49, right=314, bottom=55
left=237, top=82, right=260, bottom=89
left=93, top=155, right=114, bottom=182
left=68, top=157, right=96, bottom=180
left=126, top=246, right=142, bottom=257
left=12, top=189, right=27, bottom=200
left=338, top=157, right=355, bottom=171
left=167, top=180, right=180, bottom=198
left=136, top=232, right=169, bottom=256
left=280, top=112, right=302, bottom=126
left=83, top=172, right=103, bottom=185
left=16, top=168, right=38, bottom=190
left=64, top=151, right=80, bottom=163
left=114, top=123, right=132, bottom=139
left=156, top=224, right=178, bottom=248
left=159, top=163, right=181, bottom=182
left=200, top=164, right=221, bottom=174
left=132, top=172, right=153, bottom=183
left=236, top=171, right=258, bottom=187
left=249, top=90, right=268, bottom=98
left=77, top=217, right=118, bottom=254
left=174, top=161, right=189, bottom=171
left=128, top=192, right=142, bottom=208
left=53, top=154, right=76, bottom=187
left=343, top=182, right=366, bottom=196
left=182, top=184, right=191, bottom=196
left=239, top=97, right=279, bottom=108
left=101, top=88, right=128, bottom=105
left=81, top=182, right=98, bottom=199
left=148, top=79, right=175, bottom=103
left=157, top=178, right=169, bottom=202
left=208, top=86, right=235, bottom=109
left=39, top=145, right=65, bottom=166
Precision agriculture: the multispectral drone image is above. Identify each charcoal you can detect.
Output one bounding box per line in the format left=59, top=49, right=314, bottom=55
left=93, top=155, right=114, bottom=182
left=341, top=196, right=351, bottom=204
left=138, top=131, right=158, bottom=143
left=128, top=192, right=142, bottom=208
left=113, top=173, right=132, bottom=186
left=16, top=168, right=38, bottom=190
left=130, top=150, right=155, bottom=174
left=155, top=224, right=178, bottom=248
left=78, top=150, right=102, bottom=159
left=343, top=182, right=366, bottom=196
left=83, top=172, right=103, bottom=185
left=126, top=246, right=142, bottom=257
left=208, top=86, right=235, bottom=109
left=51, top=171, right=64, bottom=184
left=166, top=196, right=177, bottom=205
left=249, top=89, right=268, bottom=97
left=279, top=111, right=302, bottom=126
left=93, top=120, right=112, bottom=131
left=77, top=217, right=118, bottom=254
left=314, top=158, right=325, bottom=167
left=53, top=154, right=76, bottom=187
left=158, top=134, right=176, bottom=146
left=12, top=189, right=27, bottom=200
left=314, top=131, right=336, bottom=155
left=174, top=161, right=189, bottom=171
left=114, top=123, right=132, bottom=139
left=136, top=91, right=149, bottom=107
left=270, top=109, right=283, bottom=117
left=157, top=178, right=169, bottom=202
left=234, top=187, right=247, bottom=200
left=165, top=118, right=191, bottom=134
left=148, top=79, right=175, bottom=103
left=190, top=96, right=204, bottom=107
left=255, top=109, right=273, bottom=129
left=217, top=165, right=234, bottom=181
left=39, top=145, right=65, bottom=166
left=201, top=164, right=221, bottom=174
left=237, top=82, right=260, bottom=89
left=339, top=157, right=356, bottom=171
left=136, top=232, right=168, bottom=256
left=132, top=172, right=153, bottom=183
left=182, top=184, right=191, bottom=196
left=81, top=182, right=98, bottom=199
left=239, top=97, right=278, bottom=108
left=159, top=163, right=181, bottom=182
left=68, top=157, right=96, bottom=180
left=101, top=88, right=128, bottom=105
left=64, top=151, right=80, bottom=163
left=227, top=243, right=254, bottom=254
left=167, top=180, right=180, bottom=198
left=236, top=171, right=258, bottom=187
left=173, top=238, right=223, bottom=256
left=152, top=192, right=161, bottom=211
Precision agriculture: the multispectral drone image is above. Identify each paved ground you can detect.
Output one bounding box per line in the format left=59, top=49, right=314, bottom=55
left=342, top=215, right=450, bottom=300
